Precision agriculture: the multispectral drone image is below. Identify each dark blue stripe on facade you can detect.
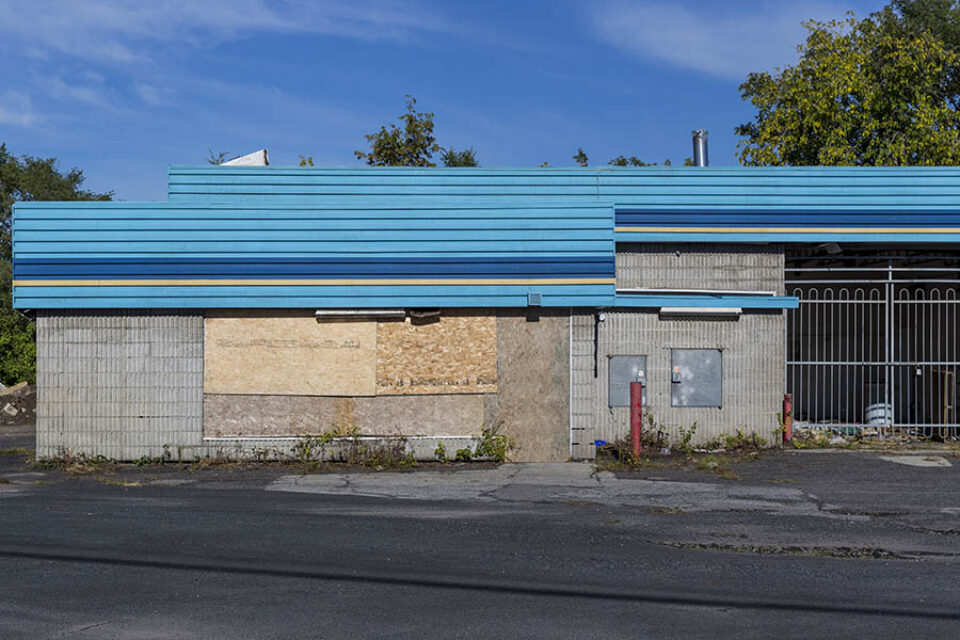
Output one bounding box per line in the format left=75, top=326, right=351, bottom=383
left=615, top=210, right=960, bottom=226
left=14, top=256, right=615, bottom=279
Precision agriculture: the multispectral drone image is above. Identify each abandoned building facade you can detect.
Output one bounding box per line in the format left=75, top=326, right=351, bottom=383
left=11, top=166, right=960, bottom=461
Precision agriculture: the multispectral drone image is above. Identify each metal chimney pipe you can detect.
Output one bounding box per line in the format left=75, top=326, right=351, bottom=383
left=691, top=129, right=708, bottom=167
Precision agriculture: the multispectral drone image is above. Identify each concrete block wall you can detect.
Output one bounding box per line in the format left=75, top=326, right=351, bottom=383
left=570, top=244, right=787, bottom=460
left=571, top=310, right=785, bottom=457
left=36, top=311, right=204, bottom=459
left=616, top=243, right=785, bottom=293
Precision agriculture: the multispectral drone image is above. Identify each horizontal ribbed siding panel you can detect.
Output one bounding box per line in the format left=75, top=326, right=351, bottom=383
left=165, top=166, right=960, bottom=243
left=167, top=166, right=960, bottom=212
left=12, top=202, right=614, bottom=309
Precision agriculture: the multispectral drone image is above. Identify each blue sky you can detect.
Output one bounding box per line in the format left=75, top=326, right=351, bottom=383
left=0, top=0, right=886, bottom=200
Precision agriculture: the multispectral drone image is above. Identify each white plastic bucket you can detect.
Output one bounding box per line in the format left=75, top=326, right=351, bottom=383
left=865, top=403, right=892, bottom=426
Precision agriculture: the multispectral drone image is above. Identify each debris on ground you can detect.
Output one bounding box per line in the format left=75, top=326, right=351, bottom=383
left=0, top=383, right=36, bottom=426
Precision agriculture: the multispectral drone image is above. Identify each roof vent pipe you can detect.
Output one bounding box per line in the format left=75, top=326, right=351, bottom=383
left=691, top=129, right=708, bottom=167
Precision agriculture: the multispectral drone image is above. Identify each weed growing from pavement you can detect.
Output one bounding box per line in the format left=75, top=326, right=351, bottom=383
left=675, top=422, right=699, bottom=458
left=133, top=445, right=172, bottom=467
left=594, top=417, right=770, bottom=479
left=33, top=448, right=118, bottom=475
left=660, top=541, right=896, bottom=560
left=703, top=429, right=768, bottom=453
left=433, top=442, right=448, bottom=462
left=694, top=455, right=740, bottom=481
left=474, top=425, right=514, bottom=463
left=289, top=426, right=419, bottom=471
left=790, top=429, right=860, bottom=449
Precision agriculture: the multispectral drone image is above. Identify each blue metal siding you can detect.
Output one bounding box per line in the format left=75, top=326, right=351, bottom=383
left=14, top=165, right=960, bottom=310
left=12, top=202, right=615, bottom=309
left=166, top=166, right=960, bottom=243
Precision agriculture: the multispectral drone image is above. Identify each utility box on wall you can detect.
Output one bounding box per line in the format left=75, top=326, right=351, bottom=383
left=608, top=355, right=647, bottom=407
left=671, top=349, right=722, bottom=407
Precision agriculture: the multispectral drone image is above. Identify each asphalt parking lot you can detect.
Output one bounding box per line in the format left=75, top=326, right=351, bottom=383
left=3, top=424, right=960, bottom=639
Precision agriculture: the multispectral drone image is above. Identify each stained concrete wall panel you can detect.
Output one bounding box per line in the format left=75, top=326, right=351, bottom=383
left=203, top=394, right=338, bottom=438
left=36, top=311, right=204, bottom=459
left=617, top=243, right=785, bottom=294
left=353, top=395, right=484, bottom=437
left=571, top=310, right=785, bottom=457
left=495, top=312, right=571, bottom=462
left=204, top=393, right=486, bottom=437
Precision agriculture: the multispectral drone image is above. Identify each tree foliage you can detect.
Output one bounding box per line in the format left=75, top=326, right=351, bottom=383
left=441, top=147, right=479, bottom=167
left=573, top=149, right=686, bottom=167
left=736, top=11, right=960, bottom=166
left=0, top=144, right=112, bottom=384
left=352, top=96, right=481, bottom=167
left=355, top=96, right=445, bottom=167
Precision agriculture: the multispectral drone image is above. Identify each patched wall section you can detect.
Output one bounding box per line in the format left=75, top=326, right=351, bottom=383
left=202, top=310, right=571, bottom=461
left=36, top=311, right=203, bottom=459
left=203, top=310, right=502, bottom=441
left=494, top=312, right=571, bottom=462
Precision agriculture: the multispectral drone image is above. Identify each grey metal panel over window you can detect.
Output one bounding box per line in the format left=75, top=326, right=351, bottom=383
left=671, top=349, right=722, bottom=407
left=608, top=355, right=647, bottom=407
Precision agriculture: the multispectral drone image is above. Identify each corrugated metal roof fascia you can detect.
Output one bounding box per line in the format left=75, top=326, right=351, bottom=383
left=165, top=166, right=960, bottom=216
left=11, top=200, right=614, bottom=310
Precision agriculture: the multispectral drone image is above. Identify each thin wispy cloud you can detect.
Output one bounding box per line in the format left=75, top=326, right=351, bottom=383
left=588, top=1, right=847, bottom=79
left=0, top=0, right=456, bottom=64
left=0, top=91, right=40, bottom=127
left=45, top=78, right=113, bottom=109
left=133, top=83, right=175, bottom=107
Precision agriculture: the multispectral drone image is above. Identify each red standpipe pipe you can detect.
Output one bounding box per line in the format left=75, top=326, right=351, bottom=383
left=630, top=381, right=644, bottom=458
left=783, top=393, right=793, bottom=443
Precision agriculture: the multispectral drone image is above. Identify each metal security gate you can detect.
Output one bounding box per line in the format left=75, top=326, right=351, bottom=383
left=786, top=253, right=960, bottom=439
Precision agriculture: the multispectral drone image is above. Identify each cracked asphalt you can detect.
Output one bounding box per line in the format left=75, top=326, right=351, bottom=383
left=3, top=425, right=960, bottom=638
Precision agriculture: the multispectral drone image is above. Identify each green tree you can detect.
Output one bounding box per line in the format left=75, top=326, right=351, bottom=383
left=0, top=144, right=112, bottom=384
left=736, top=13, right=960, bottom=166
left=355, top=96, right=444, bottom=167
left=607, top=155, right=692, bottom=166
left=573, top=147, right=589, bottom=167
left=882, top=0, right=960, bottom=52
left=441, top=147, right=479, bottom=167
left=608, top=155, right=650, bottom=167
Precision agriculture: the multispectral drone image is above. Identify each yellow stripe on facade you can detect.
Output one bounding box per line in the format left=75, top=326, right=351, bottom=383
left=12, top=277, right=617, bottom=287
left=614, top=226, right=960, bottom=234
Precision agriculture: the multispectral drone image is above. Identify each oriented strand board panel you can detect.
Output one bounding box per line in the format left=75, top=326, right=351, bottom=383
left=376, top=315, right=498, bottom=395
left=204, top=311, right=376, bottom=396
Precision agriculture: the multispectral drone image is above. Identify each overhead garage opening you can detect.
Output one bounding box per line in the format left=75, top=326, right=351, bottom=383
left=786, top=246, right=960, bottom=440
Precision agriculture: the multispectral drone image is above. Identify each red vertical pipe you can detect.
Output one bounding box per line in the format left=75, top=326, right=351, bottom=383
left=630, top=381, right=644, bottom=458
left=783, top=393, right=793, bottom=442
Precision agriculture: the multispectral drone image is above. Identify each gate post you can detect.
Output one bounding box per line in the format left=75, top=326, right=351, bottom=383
left=630, top=382, right=644, bottom=458
left=782, top=393, right=793, bottom=443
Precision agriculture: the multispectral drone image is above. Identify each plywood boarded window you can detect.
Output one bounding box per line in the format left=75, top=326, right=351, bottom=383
left=204, top=311, right=498, bottom=396
left=204, top=311, right=377, bottom=396
left=376, top=315, right=498, bottom=395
